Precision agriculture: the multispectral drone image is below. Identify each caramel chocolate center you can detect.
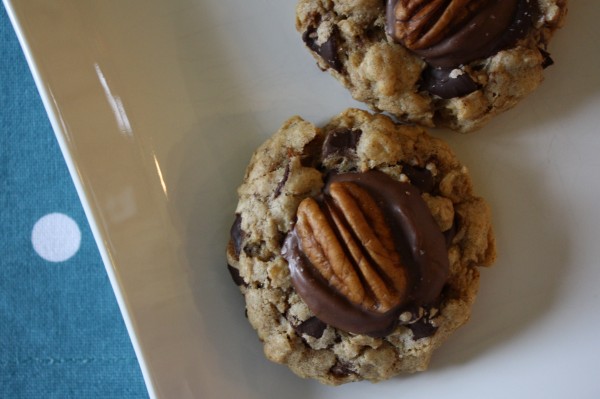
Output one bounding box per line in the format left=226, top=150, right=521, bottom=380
left=386, top=0, right=537, bottom=68
left=282, top=170, right=449, bottom=336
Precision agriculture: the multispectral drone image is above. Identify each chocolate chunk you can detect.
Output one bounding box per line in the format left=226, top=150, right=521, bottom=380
left=293, top=316, right=327, bottom=338
left=322, top=128, right=362, bottom=159
left=407, top=318, right=438, bottom=340
left=227, top=264, right=247, bottom=287
left=302, top=26, right=343, bottom=72
left=539, top=48, right=555, bottom=69
left=274, top=163, right=291, bottom=199
left=230, top=214, right=244, bottom=258
left=421, top=66, right=479, bottom=99
left=400, top=162, right=435, bottom=193
left=300, top=136, right=324, bottom=167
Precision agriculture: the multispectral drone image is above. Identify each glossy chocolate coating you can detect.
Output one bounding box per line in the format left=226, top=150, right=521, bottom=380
left=421, top=66, right=479, bottom=99
left=282, top=170, right=449, bottom=336
left=387, top=0, right=536, bottom=68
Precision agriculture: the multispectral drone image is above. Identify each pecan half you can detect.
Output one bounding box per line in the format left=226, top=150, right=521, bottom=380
left=387, top=0, right=532, bottom=68
left=295, top=181, right=408, bottom=313
left=390, top=0, right=490, bottom=50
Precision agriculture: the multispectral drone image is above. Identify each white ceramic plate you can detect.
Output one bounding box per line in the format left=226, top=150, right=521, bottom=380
left=6, top=0, right=600, bottom=397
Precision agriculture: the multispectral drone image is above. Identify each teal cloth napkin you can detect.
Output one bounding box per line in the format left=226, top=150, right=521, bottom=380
left=1, top=5, right=147, bottom=397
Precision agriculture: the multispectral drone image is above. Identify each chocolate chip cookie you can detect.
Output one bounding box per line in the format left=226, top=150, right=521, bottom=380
left=226, top=109, right=496, bottom=384
left=296, top=0, right=568, bottom=132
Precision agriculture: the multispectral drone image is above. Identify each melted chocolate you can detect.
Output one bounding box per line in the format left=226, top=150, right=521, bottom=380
left=300, top=136, right=325, bottom=168
left=302, top=26, right=343, bottom=72
left=282, top=170, right=449, bottom=336
left=421, top=66, right=479, bottom=99
left=230, top=214, right=244, bottom=258
left=407, top=318, right=438, bottom=340
left=322, top=128, right=362, bottom=159
left=293, top=316, right=327, bottom=338
left=227, top=264, right=246, bottom=287
left=387, top=0, right=537, bottom=68
left=400, top=163, right=435, bottom=193
left=274, top=163, right=291, bottom=199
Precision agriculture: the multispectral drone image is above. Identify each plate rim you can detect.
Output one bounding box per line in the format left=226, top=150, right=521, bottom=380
left=3, top=1, right=156, bottom=397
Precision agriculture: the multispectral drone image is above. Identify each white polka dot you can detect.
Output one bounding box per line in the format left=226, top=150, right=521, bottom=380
left=32, top=213, right=81, bottom=262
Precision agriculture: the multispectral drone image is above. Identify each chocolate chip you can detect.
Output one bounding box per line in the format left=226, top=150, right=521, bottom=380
left=230, top=214, right=244, bottom=258
left=322, top=128, right=362, bottom=159
left=539, top=48, right=554, bottom=69
left=421, top=66, right=479, bottom=99
left=293, top=316, right=327, bottom=338
left=274, top=163, right=291, bottom=199
left=302, top=26, right=343, bottom=72
left=407, top=318, right=438, bottom=340
left=227, top=264, right=247, bottom=287
left=496, top=0, right=539, bottom=53
left=400, top=163, right=434, bottom=193
left=300, top=136, right=324, bottom=168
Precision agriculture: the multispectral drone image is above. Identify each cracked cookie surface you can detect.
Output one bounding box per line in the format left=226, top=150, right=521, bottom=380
left=296, top=0, right=567, bottom=132
left=226, top=109, right=496, bottom=384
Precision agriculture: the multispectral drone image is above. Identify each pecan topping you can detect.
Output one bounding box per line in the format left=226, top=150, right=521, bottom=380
left=386, top=0, right=535, bottom=68
left=295, top=181, right=408, bottom=313
left=390, top=0, right=491, bottom=51
left=283, top=170, right=450, bottom=337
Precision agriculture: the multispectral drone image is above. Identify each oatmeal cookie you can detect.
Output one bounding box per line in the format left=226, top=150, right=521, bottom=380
left=296, top=0, right=568, bottom=132
left=226, top=109, right=496, bottom=384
